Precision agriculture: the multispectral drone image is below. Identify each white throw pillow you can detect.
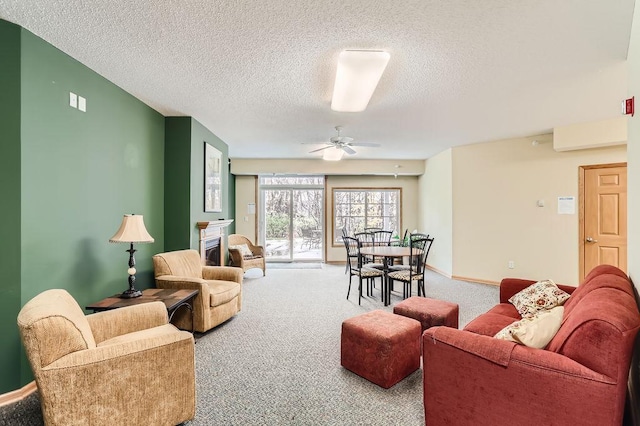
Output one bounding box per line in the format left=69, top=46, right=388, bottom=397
left=508, top=279, right=570, bottom=319
left=494, top=306, right=564, bottom=349
left=229, top=244, right=253, bottom=257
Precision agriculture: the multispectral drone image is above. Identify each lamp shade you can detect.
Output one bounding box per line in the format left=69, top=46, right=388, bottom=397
left=109, top=214, right=154, bottom=243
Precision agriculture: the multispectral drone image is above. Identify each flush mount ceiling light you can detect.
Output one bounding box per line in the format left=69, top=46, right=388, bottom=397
left=331, top=50, right=390, bottom=112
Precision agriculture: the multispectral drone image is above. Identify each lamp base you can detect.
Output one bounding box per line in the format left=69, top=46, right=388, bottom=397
left=120, top=289, right=142, bottom=299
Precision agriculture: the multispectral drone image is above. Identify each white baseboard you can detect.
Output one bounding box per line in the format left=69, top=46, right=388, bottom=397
left=0, top=381, right=37, bottom=407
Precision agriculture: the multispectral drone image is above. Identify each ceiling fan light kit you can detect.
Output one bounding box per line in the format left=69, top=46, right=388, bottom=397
left=322, top=147, right=345, bottom=161
left=331, top=50, right=390, bottom=112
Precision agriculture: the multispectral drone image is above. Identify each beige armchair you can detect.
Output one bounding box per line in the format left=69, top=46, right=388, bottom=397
left=17, top=289, right=195, bottom=426
left=153, top=249, right=243, bottom=333
left=228, top=234, right=266, bottom=275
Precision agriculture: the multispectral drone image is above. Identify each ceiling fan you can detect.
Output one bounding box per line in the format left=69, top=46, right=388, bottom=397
left=303, top=126, right=380, bottom=155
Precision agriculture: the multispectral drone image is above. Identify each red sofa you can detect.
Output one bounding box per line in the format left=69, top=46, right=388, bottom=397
left=422, top=265, right=640, bottom=426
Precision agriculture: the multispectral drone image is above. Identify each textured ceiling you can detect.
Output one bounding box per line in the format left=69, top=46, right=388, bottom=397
left=0, top=0, right=635, bottom=160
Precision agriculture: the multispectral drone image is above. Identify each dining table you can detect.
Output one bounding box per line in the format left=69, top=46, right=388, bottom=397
left=359, top=246, right=422, bottom=306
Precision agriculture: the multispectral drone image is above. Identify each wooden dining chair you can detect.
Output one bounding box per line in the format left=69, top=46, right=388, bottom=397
left=342, top=236, right=384, bottom=305
left=388, top=236, right=434, bottom=298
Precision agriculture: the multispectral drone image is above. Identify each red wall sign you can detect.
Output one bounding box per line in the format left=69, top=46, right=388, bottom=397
left=623, top=97, right=634, bottom=117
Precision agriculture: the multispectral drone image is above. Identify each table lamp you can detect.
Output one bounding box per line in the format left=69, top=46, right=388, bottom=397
left=109, top=214, right=154, bottom=298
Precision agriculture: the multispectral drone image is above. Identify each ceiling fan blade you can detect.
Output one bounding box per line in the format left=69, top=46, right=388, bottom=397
left=309, top=146, right=333, bottom=153
left=301, top=141, right=330, bottom=145
left=349, top=142, right=380, bottom=147
left=342, top=145, right=357, bottom=155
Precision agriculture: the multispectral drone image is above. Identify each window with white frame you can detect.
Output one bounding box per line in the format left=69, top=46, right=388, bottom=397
left=333, top=188, right=401, bottom=244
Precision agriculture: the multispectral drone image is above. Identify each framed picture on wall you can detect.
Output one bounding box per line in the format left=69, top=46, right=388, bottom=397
left=204, top=142, right=222, bottom=212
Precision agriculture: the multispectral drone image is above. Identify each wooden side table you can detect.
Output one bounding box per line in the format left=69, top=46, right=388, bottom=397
left=86, top=288, right=199, bottom=333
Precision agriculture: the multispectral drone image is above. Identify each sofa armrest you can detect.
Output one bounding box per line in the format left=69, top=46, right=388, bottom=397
left=202, top=266, right=244, bottom=284
left=423, top=326, right=619, bottom=426
left=47, top=327, right=193, bottom=370
left=499, top=278, right=576, bottom=303
left=425, top=326, right=610, bottom=381
left=155, top=275, right=209, bottom=292
left=87, top=302, right=168, bottom=344
left=426, top=326, right=516, bottom=366
left=155, top=276, right=211, bottom=307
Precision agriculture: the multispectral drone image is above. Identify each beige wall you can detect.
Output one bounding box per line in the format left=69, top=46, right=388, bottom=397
left=451, top=134, right=626, bottom=285
left=553, top=116, right=627, bottom=151
left=234, top=176, right=257, bottom=241
left=231, top=158, right=424, bottom=176
left=418, top=149, right=453, bottom=276
left=628, top=6, right=639, bottom=288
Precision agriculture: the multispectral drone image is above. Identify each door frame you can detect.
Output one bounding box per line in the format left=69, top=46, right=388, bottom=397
left=257, top=176, right=325, bottom=262
left=578, top=162, right=627, bottom=282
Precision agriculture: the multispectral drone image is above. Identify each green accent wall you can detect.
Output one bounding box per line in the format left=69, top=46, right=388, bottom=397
left=165, top=117, right=236, bottom=252
left=0, top=19, right=235, bottom=394
left=164, top=117, right=192, bottom=250
left=0, top=21, right=166, bottom=391
left=0, top=20, right=23, bottom=394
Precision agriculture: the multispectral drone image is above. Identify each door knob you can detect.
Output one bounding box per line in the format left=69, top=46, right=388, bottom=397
left=585, top=237, right=598, bottom=243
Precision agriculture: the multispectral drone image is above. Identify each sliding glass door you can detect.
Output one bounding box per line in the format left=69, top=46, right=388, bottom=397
left=259, top=176, right=324, bottom=262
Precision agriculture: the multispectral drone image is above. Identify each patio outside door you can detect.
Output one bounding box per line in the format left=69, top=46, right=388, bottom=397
left=260, top=176, right=324, bottom=262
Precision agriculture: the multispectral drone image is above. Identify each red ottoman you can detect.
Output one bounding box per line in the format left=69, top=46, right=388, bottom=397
left=393, top=297, right=459, bottom=333
left=341, top=310, right=421, bottom=389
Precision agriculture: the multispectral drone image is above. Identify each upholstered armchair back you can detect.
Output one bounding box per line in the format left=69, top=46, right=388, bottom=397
left=17, top=289, right=97, bottom=371
left=153, top=249, right=204, bottom=279
left=18, top=288, right=197, bottom=425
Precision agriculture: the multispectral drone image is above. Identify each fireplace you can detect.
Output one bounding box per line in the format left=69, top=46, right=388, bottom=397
left=197, top=219, right=234, bottom=266
left=204, top=237, right=221, bottom=266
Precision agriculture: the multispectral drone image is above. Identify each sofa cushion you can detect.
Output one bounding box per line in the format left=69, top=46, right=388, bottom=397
left=485, top=303, right=521, bottom=319
left=494, top=306, right=564, bottom=348
left=508, top=279, right=570, bottom=318
left=207, top=280, right=241, bottom=307
left=464, top=312, right=518, bottom=337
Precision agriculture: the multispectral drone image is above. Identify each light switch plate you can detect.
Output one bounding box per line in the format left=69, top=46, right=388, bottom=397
left=69, top=92, right=77, bottom=108
left=78, top=96, right=86, bottom=112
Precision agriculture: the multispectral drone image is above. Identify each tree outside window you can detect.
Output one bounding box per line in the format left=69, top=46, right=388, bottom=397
left=333, top=189, right=400, bottom=244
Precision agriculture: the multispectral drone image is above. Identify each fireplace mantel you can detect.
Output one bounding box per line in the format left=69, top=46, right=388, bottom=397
left=196, top=219, right=234, bottom=233
left=197, top=219, right=234, bottom=265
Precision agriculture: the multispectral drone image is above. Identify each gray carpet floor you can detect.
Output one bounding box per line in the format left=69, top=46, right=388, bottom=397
left=0, top=264, right=498, bottom=425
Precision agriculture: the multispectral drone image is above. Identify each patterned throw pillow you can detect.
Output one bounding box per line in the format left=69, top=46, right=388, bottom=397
left=508, top=279, right=570, bottom=319
left=229, top=244, right=253, bottom=257
left=495, top=306, right=564, bottom=349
